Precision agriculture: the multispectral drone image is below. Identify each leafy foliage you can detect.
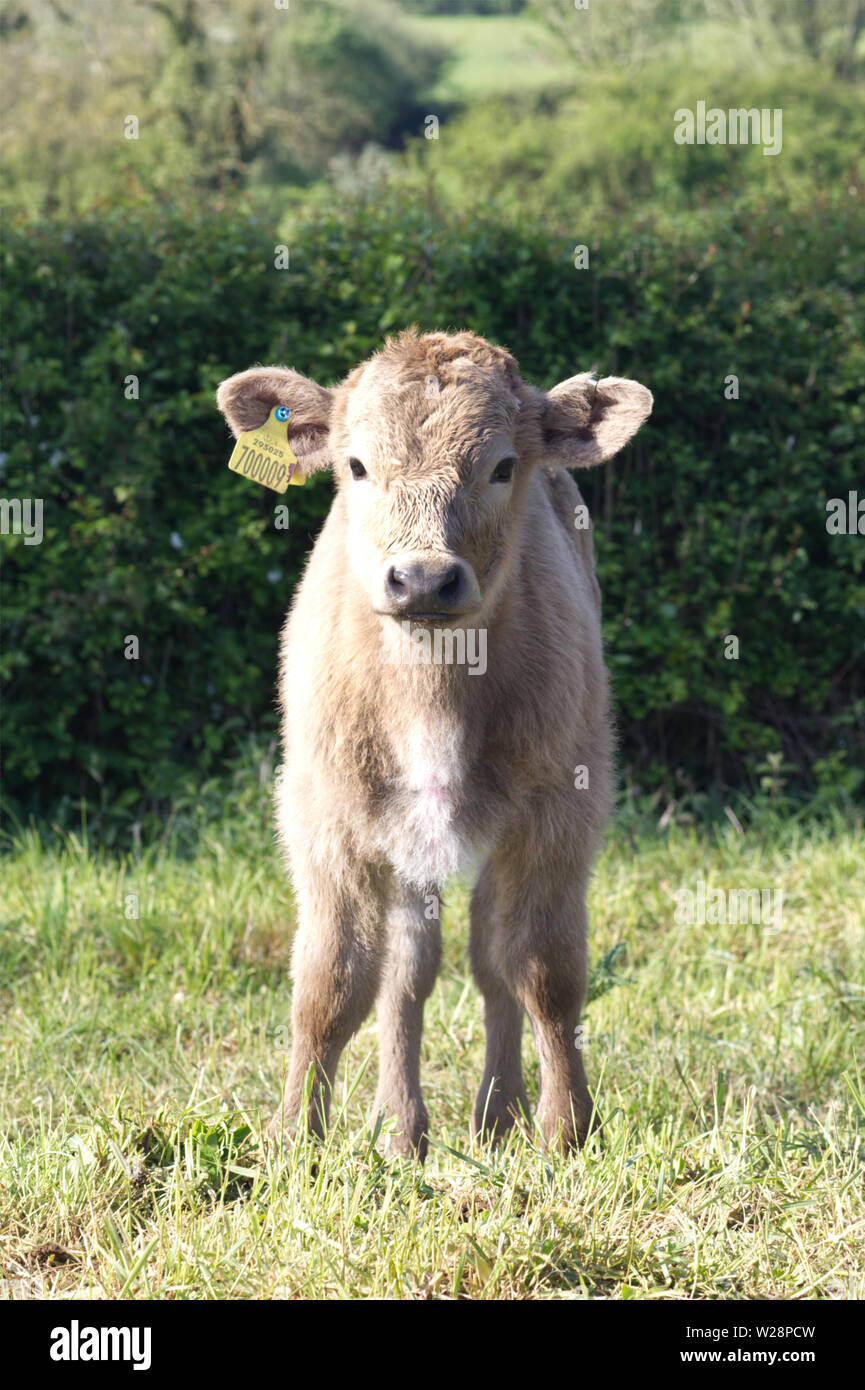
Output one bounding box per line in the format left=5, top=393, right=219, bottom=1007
left=0, top=0, right=445, bottom=215
left=402, top=59, right=865, bottom=227
left=2, top=191, right=863, bottom=817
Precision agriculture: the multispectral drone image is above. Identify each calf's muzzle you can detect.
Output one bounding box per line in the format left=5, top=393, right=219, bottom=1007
left=382, top=555, right=479, bottom=619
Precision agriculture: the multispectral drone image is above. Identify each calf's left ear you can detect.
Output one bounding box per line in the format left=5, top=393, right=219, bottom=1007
left=542, top=372, right=653, bottom=468
left=216, top=365, right=334, bottom=474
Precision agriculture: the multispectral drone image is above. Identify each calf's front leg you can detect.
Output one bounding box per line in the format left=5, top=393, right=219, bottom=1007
left=372, top=881, right=442, bottom=1160
left=487, top=841, right=598, bottom=1151
left=268, top=857, right=387, bottom=1143
left=469, top=860, right=530, bottom=1143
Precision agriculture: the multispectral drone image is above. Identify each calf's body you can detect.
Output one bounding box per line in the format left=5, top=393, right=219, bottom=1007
left=217, top=330, right=652, bottom=1156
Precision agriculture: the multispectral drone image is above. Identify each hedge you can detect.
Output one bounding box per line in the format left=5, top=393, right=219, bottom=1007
left=1, top=191, right=863, bottom=823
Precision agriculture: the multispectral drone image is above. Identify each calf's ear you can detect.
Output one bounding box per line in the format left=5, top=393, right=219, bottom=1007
left=542, top=372, right=652, bottom=468
left=216, top=366, right=334, bottom=474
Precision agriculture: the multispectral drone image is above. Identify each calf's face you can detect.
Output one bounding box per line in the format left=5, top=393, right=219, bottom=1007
left=216, top=330, right=653, bottom=624
left=335, top=355, right=527, bottom=622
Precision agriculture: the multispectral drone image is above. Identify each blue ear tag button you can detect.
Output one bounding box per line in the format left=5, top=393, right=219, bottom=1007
left=274, top=406, right=291, bottom=422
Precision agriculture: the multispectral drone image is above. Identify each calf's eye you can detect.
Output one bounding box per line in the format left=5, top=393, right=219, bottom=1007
left=348, top=458, right=368, bottom=479
left=490, top=456, right=516, bottom=484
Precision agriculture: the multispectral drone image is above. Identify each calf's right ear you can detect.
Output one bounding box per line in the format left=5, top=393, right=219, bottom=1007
left=216, top=366, right=334, bottom=475
left=542, top=372, right=653, bottom=469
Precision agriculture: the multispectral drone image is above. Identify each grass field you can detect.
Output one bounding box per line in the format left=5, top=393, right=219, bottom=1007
left=409, top=14, right=577, bottom=102
left=1, top=768, right=863, bottom=1301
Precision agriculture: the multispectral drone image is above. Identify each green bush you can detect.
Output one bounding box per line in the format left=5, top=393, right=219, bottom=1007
left=404, top=61, right=865, bottom=227
left=400, top=1, right=525, bottom=11
left=0, top=0, right=446, bottom=216
left=1, top=190, right=863, bottom=824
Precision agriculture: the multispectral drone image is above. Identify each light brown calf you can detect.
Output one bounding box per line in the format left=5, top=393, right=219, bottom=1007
left=217, top=330, right=652, bottom=1158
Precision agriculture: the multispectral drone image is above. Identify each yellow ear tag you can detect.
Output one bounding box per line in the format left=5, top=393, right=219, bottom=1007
left=227, top=405, right=305, bottom=491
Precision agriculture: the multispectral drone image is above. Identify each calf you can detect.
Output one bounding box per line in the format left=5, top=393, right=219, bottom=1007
left=217, top=330, right=652, bottom=1157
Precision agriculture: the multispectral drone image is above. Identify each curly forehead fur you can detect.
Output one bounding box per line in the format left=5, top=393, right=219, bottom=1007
left=368, top=327, right=519, bottom=381
left=330, top=328, right=543, bottom=472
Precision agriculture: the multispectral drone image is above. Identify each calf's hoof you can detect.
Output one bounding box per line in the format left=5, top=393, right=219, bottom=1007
left=536, top=1089, right=601, bottom=1153
left=372, top=1097, right=429, bottom=1162
left=472, top=1081, right=530, bottom=1146
left=264, top=1109, right=301, bottom=1149
left=265, top=1096, right=327, bottom=1149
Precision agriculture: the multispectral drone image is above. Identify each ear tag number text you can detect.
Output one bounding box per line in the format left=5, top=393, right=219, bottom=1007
left=228, top=405, right=304, bottom=492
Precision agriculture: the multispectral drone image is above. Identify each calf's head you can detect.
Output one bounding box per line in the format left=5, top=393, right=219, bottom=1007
left=217, top=330, right=652, bottom=622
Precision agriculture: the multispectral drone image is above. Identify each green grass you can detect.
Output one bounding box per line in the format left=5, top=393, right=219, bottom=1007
left=1, top=778, right=863, bottom=1300
left=409, top=15, right=576, bottom=102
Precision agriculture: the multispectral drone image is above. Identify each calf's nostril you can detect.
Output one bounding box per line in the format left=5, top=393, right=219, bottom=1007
left=437, top=565, right=462, bottom=602
left=387, top=566, right=410, bottom=598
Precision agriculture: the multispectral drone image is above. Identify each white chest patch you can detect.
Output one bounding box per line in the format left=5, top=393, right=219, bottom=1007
left=376, top=718, right=479, bottom=887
